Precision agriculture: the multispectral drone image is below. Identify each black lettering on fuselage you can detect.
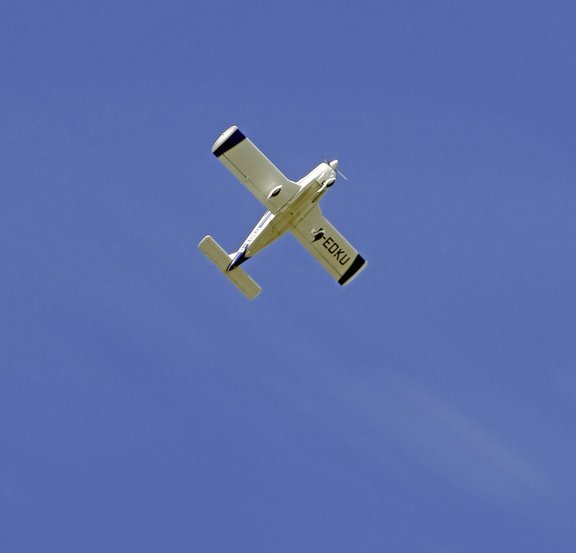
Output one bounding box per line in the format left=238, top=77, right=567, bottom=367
left=322, top=236, right=350, bottom=266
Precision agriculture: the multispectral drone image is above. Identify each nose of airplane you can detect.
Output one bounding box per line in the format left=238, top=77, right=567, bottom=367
left=329, top=160, right=339, bottom=170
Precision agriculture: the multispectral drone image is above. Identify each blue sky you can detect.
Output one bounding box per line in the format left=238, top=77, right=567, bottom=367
left=2, top=1, right=576, bottom=551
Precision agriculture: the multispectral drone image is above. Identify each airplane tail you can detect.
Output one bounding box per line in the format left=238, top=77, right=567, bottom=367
left=198, top=236, right=261, bottom=300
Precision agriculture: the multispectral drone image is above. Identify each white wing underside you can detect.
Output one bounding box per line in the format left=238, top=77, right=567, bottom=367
left=212, top=126, right=300, bottom=212
left=291, top=206, right=367, bottom=286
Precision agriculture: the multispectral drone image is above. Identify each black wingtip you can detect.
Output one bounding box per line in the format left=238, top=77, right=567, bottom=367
left=338, top=254, right=366, bottom=286
left=212, top=126, right=246, bottom=157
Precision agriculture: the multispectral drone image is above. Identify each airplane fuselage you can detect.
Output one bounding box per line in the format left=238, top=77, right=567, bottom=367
left=228, top=161, right=337, bottom=269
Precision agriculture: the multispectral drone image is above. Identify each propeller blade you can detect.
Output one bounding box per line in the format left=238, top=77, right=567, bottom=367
left=326, top=159, right=348, bottom=181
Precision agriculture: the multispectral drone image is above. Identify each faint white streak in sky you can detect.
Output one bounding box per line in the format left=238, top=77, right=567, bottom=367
left=397, top=382, right=551, bottom=497
left=267, top=367, right=553, bottom=503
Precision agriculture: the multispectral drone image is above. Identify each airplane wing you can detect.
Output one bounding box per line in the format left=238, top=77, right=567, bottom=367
left=212, top=126, right=301, bottom=212
left=291, top=206, right=367, bottom=286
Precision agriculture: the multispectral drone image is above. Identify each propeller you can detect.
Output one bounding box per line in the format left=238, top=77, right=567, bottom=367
left=328, top=159, right=348, bottom=181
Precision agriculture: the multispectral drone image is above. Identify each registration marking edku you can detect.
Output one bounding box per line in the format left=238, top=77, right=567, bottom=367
left=321, top=236, right=351, bottom=266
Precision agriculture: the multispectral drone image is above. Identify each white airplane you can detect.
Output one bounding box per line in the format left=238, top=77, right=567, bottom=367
left=199, top=125, right=367, bottom=299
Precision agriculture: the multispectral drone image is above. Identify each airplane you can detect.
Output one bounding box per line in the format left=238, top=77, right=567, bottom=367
left=198, top=125, right=367, bottom=299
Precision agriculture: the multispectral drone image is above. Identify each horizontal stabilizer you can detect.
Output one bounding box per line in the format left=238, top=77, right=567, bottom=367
left=198, top=236, right=261, bottom=300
